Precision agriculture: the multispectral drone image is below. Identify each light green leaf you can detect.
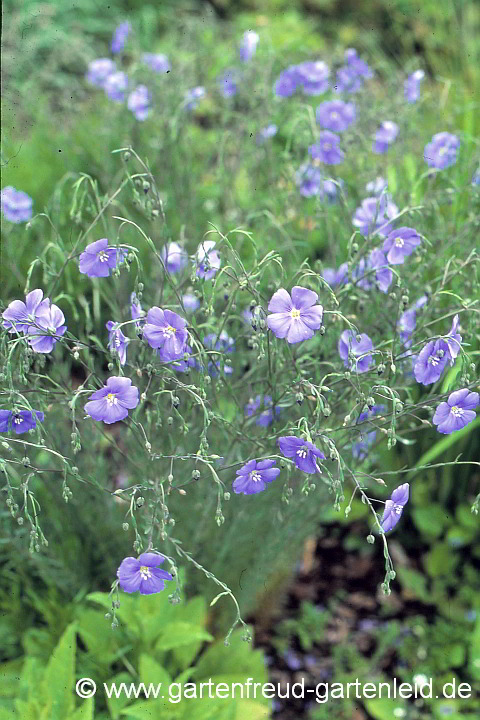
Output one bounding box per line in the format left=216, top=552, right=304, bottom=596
left=396, top=567, right=430, bottom=602
left=424, top=543, right=459, bottom=577
left=39, top=623, right=77, bottom=720
left=104, top=673, right=135, bottom=720
left=120, top=698, right=183, bottom=719
left=139, top=654, right=171, bottom=687
left=365, top=696, right=406, bottom=720
left=68, top=698, right=94, bottom=720
left=155, top=622, right=213, bottom=652
left=412, top=504, right=451, bottom=538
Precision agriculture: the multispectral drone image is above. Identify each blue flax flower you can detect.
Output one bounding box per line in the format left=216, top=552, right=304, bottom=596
left=117, top=553, right=172, bottom=594
left=278, top=436, right=325, bottom=474
left=84, top=376, right=139, bottom=424
left=381, top=483, right=409, bottom=533
left=233, top=459, right=280, bottom=495
left=432, top=389, right=478, bottom=434
left=0, top=409, right=44, bottom=434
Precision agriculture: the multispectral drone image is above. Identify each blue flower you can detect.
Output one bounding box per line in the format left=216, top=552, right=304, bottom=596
left=111, top=21, right=131, bottom=54
left=233, top=459, right=280, bottom=495
left=278, top=436, right=325, bottom=474
left=239, top=30, right=259, bottom=62
left=381, top=483, right=409, bottom=532
left=0, top=409, right=44, bottom=434
left=1, top=186, right=33, bottom=223
left=404, top=69, right=425, bottom=103
left=106, top=321, right=129, bottom=366
left=245, top=395, right=280, bottom=427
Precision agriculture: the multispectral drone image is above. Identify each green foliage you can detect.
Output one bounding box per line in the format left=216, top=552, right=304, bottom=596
left=0, top=589, right=270, bottom=719
left=273, top=601, right=329, bottom=654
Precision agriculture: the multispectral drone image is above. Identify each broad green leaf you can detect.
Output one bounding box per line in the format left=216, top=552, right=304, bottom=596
left=412, top=504, right=451, bottom=538
left=68, top=698, right=94, bottom=720
left=139, top=654, right=172, bottom=687
left=86, top=593, right=142, bottom=637
left=234, top=700, right=270, bottom=720
left=0, top=702, right=16, bottom=720
left=171, top=597, right=209, bottom=671
left=455, top=504, right=480, bottom=531
left=446, top=525, right=476, bottom=548
left=424, top=543, right=459, bottom=577
left=194, top=631, right=267, bottom=696
left=396, top=567, right=430, bottom=602
left=76, top=607, right=124, bottom=666
left=365, top=696, right=406, bottom=720
left=120, top=698, right=183, bottom=718
left=135, top=590, right=177, bottom=645
left=105, top=672, right=135, bottom=720
left=39, top=623, right=77, bottom=720
left=18, top=657, right=44, bottom=703
left=155, top=622, right=213, bottom=652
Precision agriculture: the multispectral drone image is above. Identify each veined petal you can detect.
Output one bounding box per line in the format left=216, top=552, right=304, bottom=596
left=268, top=289, right=293, bottom=313
left=291, top=286, right=318, bottom=309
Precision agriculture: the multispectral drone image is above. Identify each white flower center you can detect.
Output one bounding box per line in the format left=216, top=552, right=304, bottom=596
left=394, top=237, right=404, bottom=247
left=331, top=111, right=339, bottom=119
left=106, top=393, right=118, bottom=406
left=393, top=503, right=403, bottom=515
left=13, top=416, right=22, bottom=424
left=290, top=308, right=301, bottom=320
left=139, top=566, right=152, bottom=580
left=428, top=356, right=439, bottom=366
left=163, top=325, right=176, bottom=338
left=323, top=142, right=332, bottom=150
left=114, top=333, right=121, bottom=347
left=439, top=147, right=447, bottom=156
left=249, top=471, right=262, bottom=483
left=451, top=405, right=463, bottom=417
left=98, top=250, right=109, bottom=262
left=296, top=447, right=308, bottom=459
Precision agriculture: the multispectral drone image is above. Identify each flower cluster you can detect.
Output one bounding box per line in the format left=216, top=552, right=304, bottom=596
left=1, top=186, right=33, bottom=223
left=2, top=289, right=66, bottom=354
left=245, top=395, right=280, bottom=427
left=424, top=132, right=460, bottom=169
left=275, top=60, right=329, bottom=97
